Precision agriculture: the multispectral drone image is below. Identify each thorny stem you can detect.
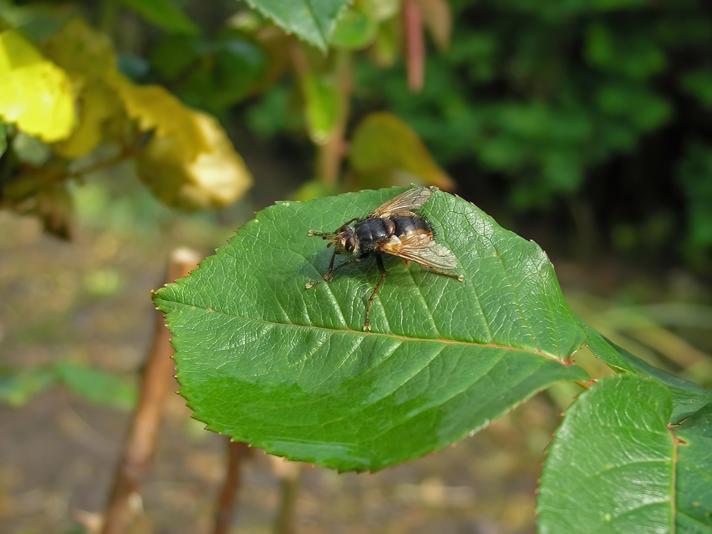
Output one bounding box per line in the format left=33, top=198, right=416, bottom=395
left=100, top=248, right=201, bottom=534
left=211, top=440, right=251, bottom=534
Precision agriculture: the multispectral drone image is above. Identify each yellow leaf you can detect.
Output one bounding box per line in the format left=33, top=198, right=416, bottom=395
left=43, top=19, right=124, bottom=157
left=417, top=0, right=451, bottom=51
left=136, top=111, right=252, bottom=209
left=112, top=73, right=211, bottom=162
left=349, top=112, right=454, bottom=190
left=0, top=29, right=75, bottom=142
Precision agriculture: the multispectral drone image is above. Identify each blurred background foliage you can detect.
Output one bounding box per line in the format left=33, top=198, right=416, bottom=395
left=0, top=0, right=710, bottom=270
left=0, top=0, right=711, bottom=532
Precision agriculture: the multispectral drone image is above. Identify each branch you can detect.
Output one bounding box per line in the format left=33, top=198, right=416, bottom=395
left=403, top=0, right=425, bottom=92
left=100, top=248, right=201, bottom=534
left=211, top=440, right=252, bottom=534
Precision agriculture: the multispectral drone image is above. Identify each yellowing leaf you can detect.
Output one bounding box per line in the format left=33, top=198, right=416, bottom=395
left=43, top=18, right=116, bottom=78
left=0, top=29, right=75, bottom=142
left=42, top=19, right=123, bottom=157
left=418, top=0, right=451, bottom=51
left=112, top=73, right=211, bottom=161
left=136, top=111, right=252, bottom=209
left=349, top=112, right=454, bottom=189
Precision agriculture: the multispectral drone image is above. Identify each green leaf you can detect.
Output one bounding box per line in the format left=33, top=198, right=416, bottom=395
left=584, top=326, right=712, bottom=423
left=155, top=187, right=588, bottom=471
left=302, top=72, right=341, bottom=144
left=119, top=0, right=198, bottom=35
left=681, top=69, right=712, bottom=110
left=349, top=112, right=454, bottom=189
left=330, top=8, right=377, bottom=50
left=0, top=366, right=55, bottom=406
left=675, top=404, right=712, bottom=532
left=538, top=376, right=712, bottom=534
left=55, top=361, right=137, bottom=410
left=244, top=0, right=350, bottom=51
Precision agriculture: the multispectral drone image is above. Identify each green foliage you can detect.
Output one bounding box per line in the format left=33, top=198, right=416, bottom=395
left=0, top=362, right=137, bottom=409
left=584, top=325, right=711, bottom=423
left=0, top=122, right=6, bottom=157
left=0, top=365, right=55, bottom=406
left=351, top=0, right=712, bottom=253
left=54, top=361, right=137, bottom=410
left=682, top=68, right=712, bottom=110
left=538, top=376, right=704, bottom=534
left=675, top=404, right=712, bottom=531
left=155, top=187, right=590, bottom=471
left=150, top=32, right=268, bottom=113
left=244, top=0, right=351, bottom=50
left=330, top=6, right=377, bottom=50
left=677, top=142, right=712, bottom=254
left=119, top=0, right=198, bottom=35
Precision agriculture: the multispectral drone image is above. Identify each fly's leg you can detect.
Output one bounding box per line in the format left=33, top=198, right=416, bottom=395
left=322, top=249, right=338, bottom=281
left=363, top=254, right=386, bottom=332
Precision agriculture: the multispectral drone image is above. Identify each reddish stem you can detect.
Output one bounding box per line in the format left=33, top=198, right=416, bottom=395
left=100, top=248, right=201, bottom=534
left=211, top=440, right=251, bottom=534
left=403, top=0, right=425, bottom=92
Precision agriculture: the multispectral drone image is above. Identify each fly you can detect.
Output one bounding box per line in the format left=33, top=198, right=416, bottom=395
left=308, top=186, right=463, bottom=331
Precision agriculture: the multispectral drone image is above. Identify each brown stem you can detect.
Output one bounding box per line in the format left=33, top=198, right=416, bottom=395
left=212, top=440, right=251, bottom=534
left=100, top=248, right=201, bottom=534
left=272, top=461, right=302, bottom=534
left=403, top=0, right=425, bottom=92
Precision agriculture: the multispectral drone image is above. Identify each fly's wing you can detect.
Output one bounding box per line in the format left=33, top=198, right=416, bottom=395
left=380, top=232, right=463, bottom=279
left=369, top=186, right=435, bottom=218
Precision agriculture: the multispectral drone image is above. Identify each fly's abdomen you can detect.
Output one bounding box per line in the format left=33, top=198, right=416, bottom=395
left=392, top=215, right=432, bottom=236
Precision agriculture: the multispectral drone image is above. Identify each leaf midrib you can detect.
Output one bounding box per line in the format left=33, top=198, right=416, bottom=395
left=157, top=296, right=571, bottom=363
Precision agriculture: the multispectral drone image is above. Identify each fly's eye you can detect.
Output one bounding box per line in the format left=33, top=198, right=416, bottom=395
left=345, top=240, right=354, bottom=253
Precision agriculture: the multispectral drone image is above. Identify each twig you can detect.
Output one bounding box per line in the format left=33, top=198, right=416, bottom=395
left=212, top=440, right=251, bottom=534
left=403, top=0, right=425, bottom=92
left=100, top=248, right=201, bottom=534
left=272, top=460, right=303, bottom=534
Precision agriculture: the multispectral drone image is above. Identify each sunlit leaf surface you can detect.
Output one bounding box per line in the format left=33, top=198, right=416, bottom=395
left=155, top=187, right=588, bottom=471
left=0, top=29, right=75, bottom=141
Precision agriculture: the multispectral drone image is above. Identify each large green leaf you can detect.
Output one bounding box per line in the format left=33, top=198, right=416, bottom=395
left=155, top=187, right=588, bottom=471
left=244, top=0, right=350, bottom=50
left=538, top=375, right=712, bottom=534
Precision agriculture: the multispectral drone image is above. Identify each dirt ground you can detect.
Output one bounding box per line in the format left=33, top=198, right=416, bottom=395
left=1, top=177, right=709, bottom=534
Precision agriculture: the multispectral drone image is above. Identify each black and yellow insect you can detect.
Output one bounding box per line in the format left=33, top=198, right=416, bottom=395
left=308, top=186, right=463, bottom=331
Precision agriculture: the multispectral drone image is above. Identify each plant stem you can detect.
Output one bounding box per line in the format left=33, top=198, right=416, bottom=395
left=100, top=248, right=201, bottom=534
left=403, top=0, right=425, bottom=92
left=211, top=440, right=251, bottom=534
left=272, top=462, right=302, bottom=534
left=316, top=50, right=352, bottom=187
